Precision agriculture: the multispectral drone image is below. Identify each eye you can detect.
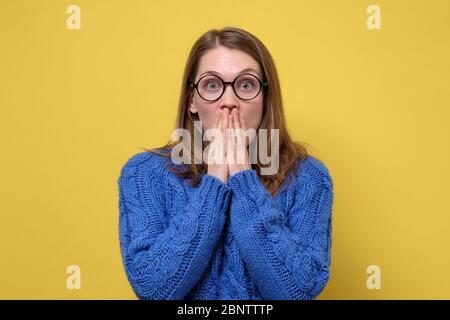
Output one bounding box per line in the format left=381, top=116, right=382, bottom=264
left=238, top=79, right=256, bottom=90
left=200, top=77, right=221, bottom=91
left=206, top=81, right=219, bottom=90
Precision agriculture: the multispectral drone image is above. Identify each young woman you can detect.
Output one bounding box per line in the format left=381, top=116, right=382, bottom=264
left=117, top=27, right=334, bottom=300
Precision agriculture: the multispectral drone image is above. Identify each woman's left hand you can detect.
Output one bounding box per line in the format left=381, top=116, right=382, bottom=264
left=227, top=108, right=252, bottom=176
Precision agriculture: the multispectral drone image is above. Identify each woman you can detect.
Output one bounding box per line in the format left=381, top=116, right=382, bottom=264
left=117, top=27, right=334, bottom=300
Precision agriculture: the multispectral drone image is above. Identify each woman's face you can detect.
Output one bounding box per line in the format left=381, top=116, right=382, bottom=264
left=189, top=46, right=264, bottom=132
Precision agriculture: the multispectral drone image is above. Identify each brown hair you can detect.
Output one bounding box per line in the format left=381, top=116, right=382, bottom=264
left=142, top=26, right=309, bottom=196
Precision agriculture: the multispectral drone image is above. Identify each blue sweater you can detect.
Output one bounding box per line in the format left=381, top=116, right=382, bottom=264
left=117, top=151, right=334, bottom=300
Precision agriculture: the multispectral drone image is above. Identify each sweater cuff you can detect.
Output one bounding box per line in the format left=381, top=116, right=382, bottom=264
left=227, top=169, right=271, bottom=206
left=198, top=174, right=232, bottom=212
left=203, top=174, right=230, bottom=189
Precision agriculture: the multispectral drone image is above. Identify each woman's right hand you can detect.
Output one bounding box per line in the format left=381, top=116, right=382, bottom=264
left=207, top=109, right=229, bottom=184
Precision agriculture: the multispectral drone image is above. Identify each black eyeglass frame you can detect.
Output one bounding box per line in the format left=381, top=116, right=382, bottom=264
left=189, top=73, right=268, bottom=101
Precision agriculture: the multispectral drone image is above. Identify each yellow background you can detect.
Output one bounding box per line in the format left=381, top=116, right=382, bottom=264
left=1, top=0, right=449, bottom=299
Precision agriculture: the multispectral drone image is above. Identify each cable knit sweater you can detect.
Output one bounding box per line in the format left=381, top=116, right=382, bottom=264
left=117, top=150, right=334, bottom=300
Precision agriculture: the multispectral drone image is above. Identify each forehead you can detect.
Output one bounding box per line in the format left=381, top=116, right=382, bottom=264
left=197, top=46, right=261, bottom=78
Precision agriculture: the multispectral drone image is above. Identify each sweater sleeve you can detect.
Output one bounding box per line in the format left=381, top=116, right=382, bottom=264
left=227, top=161, right=333, bottom=300
left=118, top=153, right=231, bottom=300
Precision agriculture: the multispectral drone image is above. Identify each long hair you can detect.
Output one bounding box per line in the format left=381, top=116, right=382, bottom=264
left=142, top=26, right=309, bottom=196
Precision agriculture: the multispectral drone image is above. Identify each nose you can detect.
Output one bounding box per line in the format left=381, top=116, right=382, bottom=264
left=218, top=83, right=239, bottom=113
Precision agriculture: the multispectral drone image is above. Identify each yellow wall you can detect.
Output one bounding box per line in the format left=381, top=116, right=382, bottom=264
left=1, top=0, right=449, bottom=299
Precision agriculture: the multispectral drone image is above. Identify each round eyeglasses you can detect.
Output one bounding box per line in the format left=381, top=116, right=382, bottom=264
left=190, top=73, right=268, bottom=101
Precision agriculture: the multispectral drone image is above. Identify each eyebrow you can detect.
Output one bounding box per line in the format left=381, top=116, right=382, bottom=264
left=198, top=67, right=261, bottom=79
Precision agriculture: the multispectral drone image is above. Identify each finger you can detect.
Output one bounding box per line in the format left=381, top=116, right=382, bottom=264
left=210, top=111, right=223, bottom=160
left=212, top=111, right=222, bottom=143
left=239, top=111, right=248, bottom=147
left=237, top=111, right=248, bottom=164
left=208, top=115, right=217, bottom=165
left=221, top=110, right=228, bottom=159
left=232, top=108, right=240, bottom=130
left=229, top=114, right=234, bottom=151
left=239, top=111, right=246, bottom=130
left=209, top=110, right=220, bottom=149
left=229, top=114, right=234, bottom=138
left=228, top=114, right=235, bottom=165
left=234, top=110, right=243, bottom=145
left=225, top=113, right=232, bottom=165
left=233, top=110, right=245, bottom=156
left=222, top=109, right=229, bottom=130
left=217, top=111, right=223, bottom=131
